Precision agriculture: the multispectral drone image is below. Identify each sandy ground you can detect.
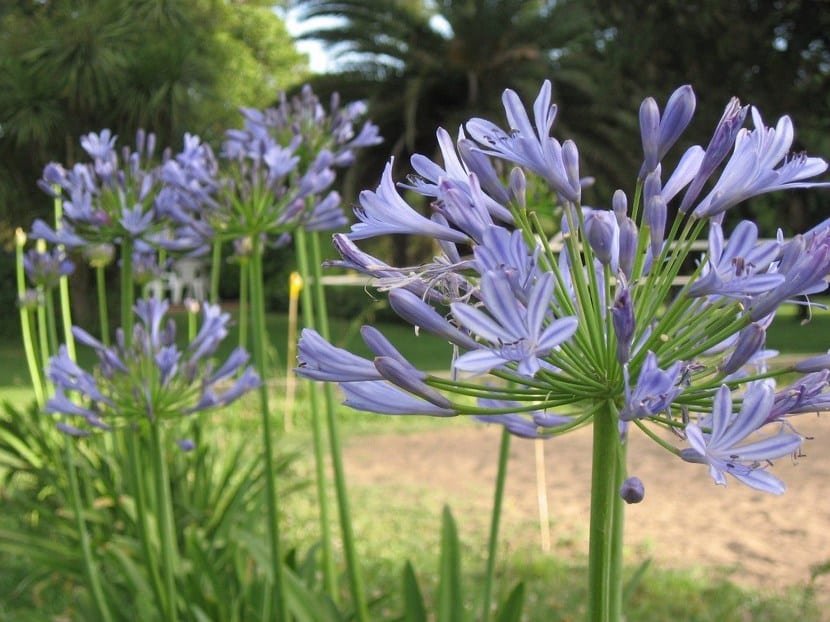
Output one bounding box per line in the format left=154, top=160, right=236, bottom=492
left=342, top=415, right=830, bottom=596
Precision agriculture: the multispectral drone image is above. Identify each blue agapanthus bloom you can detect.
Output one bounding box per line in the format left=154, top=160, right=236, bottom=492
left=23, top=246, right=75, bottom=290
left=213, top=84, right=382, bottom=244
left=33, top=130, right=217, bottom=257
left=46, top=298, right=259, bottom=436
left=297, top=80, right=830, bottom=495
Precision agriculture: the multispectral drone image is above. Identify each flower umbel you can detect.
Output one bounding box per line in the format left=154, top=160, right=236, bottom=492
left=46, top=299, right=259, bottom=434
left=681, top=384, right=802, bottom=494
left=295, top=79, right=830, bottom=499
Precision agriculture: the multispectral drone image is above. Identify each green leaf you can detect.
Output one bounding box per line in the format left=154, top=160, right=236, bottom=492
left=494, top=582, right=525, bottom=622
left=282, top=566, right=343, bottom=622
left=437, top=505, right=463, bottom=622
left=401, top=560, right=427, bottom=622
left=104, top=539, right=152, bottom=600
left=623, top=557, right=652, bottom=604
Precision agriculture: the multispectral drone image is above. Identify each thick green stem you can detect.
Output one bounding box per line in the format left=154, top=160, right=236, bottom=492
left=481, top=428, right=511, bottom=622
left=96, top=267, right=111, bottom=346
left=121, top=240, right=135, bottom=337
left=36, top=298, right=53, bottom=393
left=610, top=431, right=627, bottom=622
left=65, top=441, right=113, bottom=622
left=210, top=240, right=222, bottom=304
left=45, top=291, right=60, bottom=356
left=249, top=241, right=288, bottom=621
left=126, top=432, right=166, bottom=615
left=309, top=231, right=370, bottom=622
left=53, top=188, right=76, bottom=358
left=151, top=424, right=179, bottom=622
left=588, top=403, right=623, bottom=622
left=15, top=232, right=45, bottom=406
left=238, top=261, right=249, bottom=350
left=294, top=231, right=338, bottom=602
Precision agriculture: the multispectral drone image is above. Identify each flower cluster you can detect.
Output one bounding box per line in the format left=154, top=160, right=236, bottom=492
left=215, top=85, right=382, bottom=243
left=45, top=298, right=259, bottom=436
left=23, top=245, right=75, bottom=290
left=298, top=80, right=830, bottom=495
left=32, top=129, right=217, bottom=259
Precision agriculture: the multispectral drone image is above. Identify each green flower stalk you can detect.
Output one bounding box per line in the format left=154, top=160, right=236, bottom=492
left=44, top=298, right=260, bottom=620
left=213, top=85, right=381, bottom=618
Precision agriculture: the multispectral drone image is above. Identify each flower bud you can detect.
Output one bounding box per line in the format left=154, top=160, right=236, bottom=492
left=373, top=356, right=451, bottom=408
left=18, top=289, right=40, bottom=310
left=612, top=285, right=635, bottom=364
left=720, top=323, right=765, bottom=374
left=584, top=210, right=619, bottom=270
left=793, top=351, right=830, bottom=373
left=612, top=190, right=627, bottom=222
left=645, top=194, right=667, bottom=258
left=83, top=243, right=115, bottom=268
left=620, top=476, right=645, bottom=504
left=639, top=97, right=660, bottom=175
left=289, top=272, right=303, bottom=298
left=234, top=236, right=254, bottom=258
left=562, top=140, right=581, bottom=202
left=177, top=439, right=196, bottom=452
left=509, top=167, right=526, bottom=209
left=657, top=85, right=695, bottom=160
left=184, top=298, right=201, bottom=315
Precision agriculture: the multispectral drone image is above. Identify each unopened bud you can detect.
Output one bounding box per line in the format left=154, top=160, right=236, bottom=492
left=620, top=476, right=645, bottom=504
left=84, top=243, right=115, bottom=268
left=289, top=272, right=303, bottom=297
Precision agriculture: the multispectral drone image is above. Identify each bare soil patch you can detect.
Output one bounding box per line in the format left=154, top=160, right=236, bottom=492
left=343, top=415, right=830, bottom=595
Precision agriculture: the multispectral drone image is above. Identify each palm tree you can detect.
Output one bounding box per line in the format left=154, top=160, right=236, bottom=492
left=291, top=0, right=637, bottom=229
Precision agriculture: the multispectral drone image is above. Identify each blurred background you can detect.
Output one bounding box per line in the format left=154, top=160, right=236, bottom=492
left=2, top=0, right=829, bottom=312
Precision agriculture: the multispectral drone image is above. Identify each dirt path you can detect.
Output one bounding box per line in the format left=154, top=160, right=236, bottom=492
left=342, top=415, right=830, bottom=594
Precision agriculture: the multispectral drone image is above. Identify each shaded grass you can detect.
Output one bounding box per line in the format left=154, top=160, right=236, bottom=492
left=280, top=448, right=821, bottom=621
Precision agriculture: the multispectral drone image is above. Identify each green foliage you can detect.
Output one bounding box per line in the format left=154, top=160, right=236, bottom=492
left=0, top=0, right=307, bottom=231
left=436, top=506, right=464, bottom=622
left=292, top=0, right=632, bottom=263
left=494, top=582, right=525, bottom=622
left=401, top=561, right=427, bottom=622
left=587, top=0, right=830, bottom=232
left=0, top=399, right=304, bottom=620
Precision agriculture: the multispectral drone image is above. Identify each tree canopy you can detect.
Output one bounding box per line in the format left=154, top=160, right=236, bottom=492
left=0, top=0, right=307, bottom=232
left=293, top=0, right=830, bottom=234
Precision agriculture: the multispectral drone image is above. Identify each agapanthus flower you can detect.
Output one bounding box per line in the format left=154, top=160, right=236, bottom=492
left=403, top=127, right=514, bottom=223
left=34, top=130, right=216, bottom=257
left=620, top=352, right=684, bottom=421
left=639, top=84, right=696, bottom=177
left=466, top=80, right=582, bottom=202
left=297, top=79, right=830, bottom=498
left=688, top=220, right=783, bottom=300
left=451, top=272, right=578, bottom=377
left=692, top=109, right=829, bottom=219
left=214, top=85, right=381, bottom=242
left=46, top=299, right=259, bottom=435
left=23, top=247, right=75, bottom=289
left=748, top=226, right=830, bottom=320
left=474, top=399, right=571, bottom=439
left=681, top=384, right=802, bottom=494
left=350, top=161, right=470, bottom=243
